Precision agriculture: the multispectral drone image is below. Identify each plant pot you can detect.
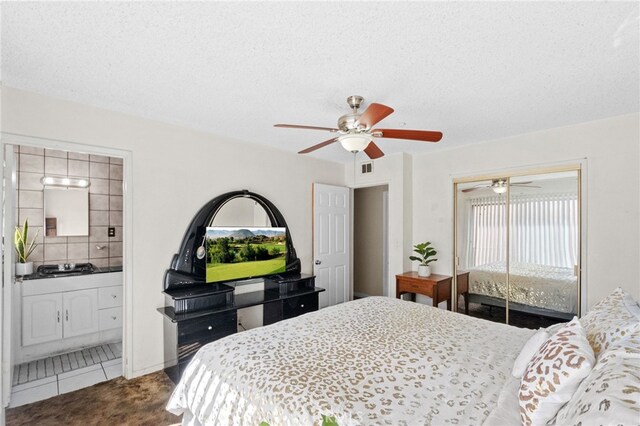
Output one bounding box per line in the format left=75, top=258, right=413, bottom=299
left=16, top=262, right=33, bottom=276
left=418, top=265, right=431, bottom=277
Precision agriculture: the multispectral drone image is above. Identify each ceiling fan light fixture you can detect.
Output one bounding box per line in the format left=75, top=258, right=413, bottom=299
left=338, top=134, right=371, bottom=153
left=492, top=179, right=508, bottom=194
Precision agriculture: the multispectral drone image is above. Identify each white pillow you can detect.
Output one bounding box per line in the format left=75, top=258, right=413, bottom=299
left=580, top=287, right=640, bottom=358
left=511, top=330, right=549, bottom=378
left=519, top=317, right=595, bottom=426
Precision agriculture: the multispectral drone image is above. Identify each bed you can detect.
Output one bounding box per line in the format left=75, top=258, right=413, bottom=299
left=167, top=297, right=534, bottom=425
left=467, top=262, right=577, bottom=319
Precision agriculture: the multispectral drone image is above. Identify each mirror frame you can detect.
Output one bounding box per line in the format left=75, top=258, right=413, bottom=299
left=164, top=190, right=301, bottom=290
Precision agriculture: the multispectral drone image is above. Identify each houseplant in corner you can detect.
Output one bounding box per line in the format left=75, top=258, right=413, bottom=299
left=410, top=242, right=437, bottom=277
left=15, top=219, right=39, bottom=276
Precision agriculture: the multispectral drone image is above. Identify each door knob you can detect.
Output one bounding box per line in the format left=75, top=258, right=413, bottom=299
left=315, top=260, right=321, bottom=265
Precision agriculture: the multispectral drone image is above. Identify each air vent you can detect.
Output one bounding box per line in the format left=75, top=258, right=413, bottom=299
left=361, top=162, right=373, bottom=174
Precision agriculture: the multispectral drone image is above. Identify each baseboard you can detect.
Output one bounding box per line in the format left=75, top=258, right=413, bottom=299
left=130, top=360, right=174, bottom=380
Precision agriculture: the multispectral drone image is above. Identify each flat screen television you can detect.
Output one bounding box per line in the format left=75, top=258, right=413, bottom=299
left=205, top=226, right=287, bottom=283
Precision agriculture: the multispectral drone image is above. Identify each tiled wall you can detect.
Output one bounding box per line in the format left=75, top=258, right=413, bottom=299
left=16, top=145, right=123, bottom=270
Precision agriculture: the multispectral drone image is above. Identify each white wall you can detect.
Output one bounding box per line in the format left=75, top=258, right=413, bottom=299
left=412, top=113, right=640, bottom=309
left=1, top=86, right=346, bottom=376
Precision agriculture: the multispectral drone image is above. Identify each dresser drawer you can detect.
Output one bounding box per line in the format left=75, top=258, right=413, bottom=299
left=283, top=293, right=318, bottom=320
left=99, top=286, right=123, bottom=309
left=177, top=311, right=237, bottom=345
left=99, top=307, right=122, bottom=331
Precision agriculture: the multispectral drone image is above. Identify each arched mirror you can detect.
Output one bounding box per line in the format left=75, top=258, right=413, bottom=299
left=164, top=190, right=301, bottom=291
left=210, top=198, right=270, bottom=227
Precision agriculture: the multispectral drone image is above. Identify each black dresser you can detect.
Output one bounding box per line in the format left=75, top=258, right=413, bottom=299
left=158, top=274, right=323, bottom=382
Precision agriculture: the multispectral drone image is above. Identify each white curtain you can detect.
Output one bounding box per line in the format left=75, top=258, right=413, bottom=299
left=466, top=193, right=578, bottom=268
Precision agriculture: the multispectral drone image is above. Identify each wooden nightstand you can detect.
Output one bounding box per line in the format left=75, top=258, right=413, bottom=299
left=396, top=271, right=470, bottom=313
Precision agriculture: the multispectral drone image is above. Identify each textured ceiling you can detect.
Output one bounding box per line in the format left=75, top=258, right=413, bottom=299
left=2, top=2, right=639, bottom=163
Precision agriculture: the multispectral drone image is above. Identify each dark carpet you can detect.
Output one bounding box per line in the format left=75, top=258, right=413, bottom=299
left=6, top=371, right=180, bottom=426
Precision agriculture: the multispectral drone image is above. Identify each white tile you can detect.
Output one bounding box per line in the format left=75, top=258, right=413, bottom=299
left=69, top=152, right=89, bottom=161
left=57, top=362, right=102, bottom=380
left=11, top=375, right=56, bottom=393
left=89, top=194, right=110, bottom=211
left=44, top=244, right=67, bottom=261
left=89, top=162, right=109, bottom=178
left=45, top=156, right=67, bottom=175
left=109, top=180, right=123, bottom=196
left=90, top=210, right=109, bottom=226
left=110, top=157, right=123, bottom=165
left=68, top=159, right=89, bottom=177
left=18, top=172, right=44, bottom=190
left=58, top=368, right=107, bottom=394
left=109, top=164, right=123, bottom=180
left=89, top=154, right=110, bottom=164
left=20, top=154, right=44, bottom=173
left=101, top=357, right=122, bottom=368
left=89, top=178, right=109, bottom=195
left=67, top=242, right=88, bottom=259
left=19, top=146, right=44, bottom=156
left=9, top=381, right=58, bottom=408
left=18, top=190, right=43, bottom=209
left=45, top=149, right=68, bottom=159
left=103, top=363, right=122, bottom=380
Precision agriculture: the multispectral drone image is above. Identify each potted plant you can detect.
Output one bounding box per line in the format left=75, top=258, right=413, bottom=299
left=410, top=241, right=437, bottom=277
left=15, top=219, right=39, bottom=276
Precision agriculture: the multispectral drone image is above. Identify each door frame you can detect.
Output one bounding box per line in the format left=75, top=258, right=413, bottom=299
left=451, top=159, right=588, bottom=319
left=0, top=132, right=134, bottom=399
left=352, top=184, right=390, bottom=298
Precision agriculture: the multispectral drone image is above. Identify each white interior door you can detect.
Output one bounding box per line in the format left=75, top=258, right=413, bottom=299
left=313, top=183, right=350, bottom=308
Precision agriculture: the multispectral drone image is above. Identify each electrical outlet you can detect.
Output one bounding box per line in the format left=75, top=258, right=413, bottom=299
left=108, top=227, right=116, bottom=237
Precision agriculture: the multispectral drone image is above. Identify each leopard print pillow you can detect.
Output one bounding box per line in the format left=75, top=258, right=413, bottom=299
left=580, top=287, right=640, bottom=358
left=519, top=317, right=595, bottom=426
left=555, top=349, right=640, bottom=425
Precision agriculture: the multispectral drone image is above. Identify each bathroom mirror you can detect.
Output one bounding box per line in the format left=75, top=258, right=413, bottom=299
left=210, top=197, right=270, bottom=227
left=43, top=188, right=89, bottom=236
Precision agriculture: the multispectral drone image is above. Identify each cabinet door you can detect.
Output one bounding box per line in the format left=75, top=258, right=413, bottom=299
left=63, top=289, right=99, bottom=338
left=23, top=293, right=63, bottom=346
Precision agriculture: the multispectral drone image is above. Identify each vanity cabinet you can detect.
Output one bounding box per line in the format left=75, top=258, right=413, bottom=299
left=62, top=289, right=100, bottom=338
left=22, top=294, right=63, bottom=346
left=23, top=289, right=100, bottom=344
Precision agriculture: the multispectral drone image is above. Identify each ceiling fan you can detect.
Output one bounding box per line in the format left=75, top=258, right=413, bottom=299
left=462, top=179, right=541, bottom=194
left=274, top=95, right=443, bottom=159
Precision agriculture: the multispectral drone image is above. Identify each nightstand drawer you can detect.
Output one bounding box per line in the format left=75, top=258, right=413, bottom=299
left=283, top=293, right=318, bottom=320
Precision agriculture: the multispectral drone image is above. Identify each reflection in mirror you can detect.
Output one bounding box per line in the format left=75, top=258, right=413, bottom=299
left=456, top=180, right=507, bottom=324
left=43, top=188, right=89, bottom=236
left=455, top=171, right=580, bottom=329
left=210, top=198, right=270, bottom=227
left=507, top=171, right=579, bottom=328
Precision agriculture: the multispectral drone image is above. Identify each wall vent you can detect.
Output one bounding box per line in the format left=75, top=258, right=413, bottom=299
left=361, top=162, right=373, bottom=174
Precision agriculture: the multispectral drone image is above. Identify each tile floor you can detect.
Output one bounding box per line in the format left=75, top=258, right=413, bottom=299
left=10, top=343, right=123, bottom=408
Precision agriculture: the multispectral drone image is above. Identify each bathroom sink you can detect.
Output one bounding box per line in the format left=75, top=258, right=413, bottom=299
left=37, top=263, right=96, bottom=277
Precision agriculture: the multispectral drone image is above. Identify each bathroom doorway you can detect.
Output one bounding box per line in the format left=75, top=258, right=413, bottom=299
left=353, top=185, right=389, bottom=298
left=1, top=135, right=132, bottom=409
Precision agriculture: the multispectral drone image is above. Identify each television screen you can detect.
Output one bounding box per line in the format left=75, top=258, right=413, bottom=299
left=205, top=226, right=287, bottom=283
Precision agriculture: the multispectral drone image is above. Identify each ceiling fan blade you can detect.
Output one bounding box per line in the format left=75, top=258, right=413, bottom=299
left=356, top=103, right=394, bottom=129
left=374, top=129, right=443, bottom=142
left=511, top=181, right=533, bottom=185
left=364, top=141, right=384, bottom=159
left=461, top=187, right=481, bottom=193
left=511, top=184, right=542, bottom=188
left=275, top=124, right=338, bottom=132
left=298, top=137, right=339, bottom=154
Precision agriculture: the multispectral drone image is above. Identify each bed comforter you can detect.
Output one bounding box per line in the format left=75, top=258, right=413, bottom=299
left=468, top=262, right=577, bottom=313
left=167, top=297, right=533, bottom=425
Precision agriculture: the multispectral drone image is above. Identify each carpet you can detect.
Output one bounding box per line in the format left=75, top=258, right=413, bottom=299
left=6, top=371, right=180, bottom=426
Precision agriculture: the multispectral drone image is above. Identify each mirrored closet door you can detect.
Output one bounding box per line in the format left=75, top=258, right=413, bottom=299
left=454, top=169, right=581, bottom=328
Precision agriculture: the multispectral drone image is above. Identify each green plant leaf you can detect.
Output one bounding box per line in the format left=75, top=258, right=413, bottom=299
left=321, top=415, right=339, bottom=426
left=259, top=422, right=270, bottom=426
left=409, top=256, right=422, bottom=262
